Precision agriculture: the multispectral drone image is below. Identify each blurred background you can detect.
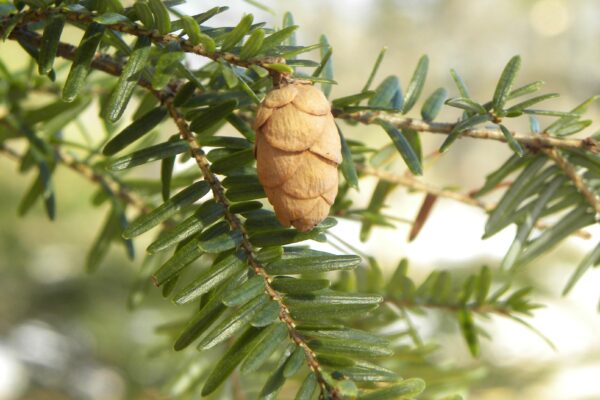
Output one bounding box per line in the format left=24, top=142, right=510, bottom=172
left=1, top=0, right=599, bottom=399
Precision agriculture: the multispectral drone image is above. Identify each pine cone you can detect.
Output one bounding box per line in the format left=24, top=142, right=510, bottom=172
left=254, top=82, right=341, bottom=232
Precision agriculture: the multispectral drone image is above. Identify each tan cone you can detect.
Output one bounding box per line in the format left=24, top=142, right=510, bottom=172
left=254, top=82, right=341, bottom=232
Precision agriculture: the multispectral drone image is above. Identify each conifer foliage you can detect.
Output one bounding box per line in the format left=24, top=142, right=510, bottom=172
left=0, top=1, right=599, bottom=399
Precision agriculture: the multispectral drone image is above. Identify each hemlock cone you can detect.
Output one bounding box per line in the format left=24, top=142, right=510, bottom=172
left=254, top=82, right=342, bottom=232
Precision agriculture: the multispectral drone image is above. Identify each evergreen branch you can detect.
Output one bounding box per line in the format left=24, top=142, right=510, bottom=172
left=5, top=27, right=592, bottom=247
left=56, top=148, right=152, bottom=213
left=5, top=26, right=339, bottom=396
left=1, top=7, right=285, bottom=75
left=387, top=297, right=514, bottom=317
left=386, top=296, right=546, bottom=350
left=384, top=263, right=547, bottom=355
left=338, top=110, right=600, bottom=153
left=8, top=27, right=174, bottom=99
left=8, top=26, right=597, bottom=157
left=164, top=100, right=336, bottom=398
left=5, top=26, right=340, bottom=396
left=359, top=164, right=592, bottom=239
left=0, top=142, right=152, bottom=214
left=543, top=148, right=600, bottom=214
left=3, top=3, right=584, bottom=397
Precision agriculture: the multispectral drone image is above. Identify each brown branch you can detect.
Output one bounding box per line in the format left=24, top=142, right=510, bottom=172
left=57, top=149, right=152, bottom=213
left=337, top=110, right=600, bottom=153
left=8, top=27, right=174, bottom=99
left=164, top=100, right=337, bottom=398
left=359, top=164, right=592, bottom=239
left=543, top=148, right=600, bottom=214
left=359, top=164, right=491, bottom=210
left=2, top=7, right=285, bottom=74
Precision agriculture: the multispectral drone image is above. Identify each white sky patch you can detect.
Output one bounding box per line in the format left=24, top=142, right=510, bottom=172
left=0, top=345, right=28, bottom=400
left=530, top=0, right=571, bottom=37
